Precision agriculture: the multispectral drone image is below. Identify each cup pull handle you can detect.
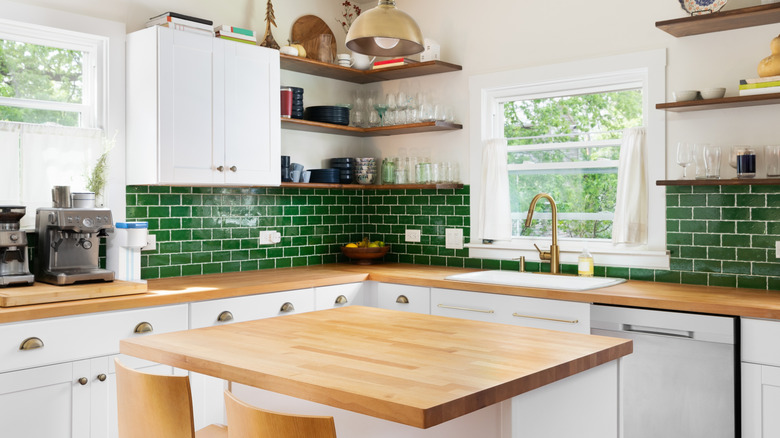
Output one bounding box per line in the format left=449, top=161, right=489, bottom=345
left=335, top=295, right=348, bottom=305
left=217, top=311, right=234, bottom=322
left=134, top=322, right=153, bottom=334
left=216, top=165, right=225, bottom=172
left=280, top=302, right=295, bottom=313
left=97, top=374, right=107, bottom=382
left=19, top=337, right=44, bottom=351
left=396, top=295, right=409, bottom=304
left=229, top=166, right=237, bottom=172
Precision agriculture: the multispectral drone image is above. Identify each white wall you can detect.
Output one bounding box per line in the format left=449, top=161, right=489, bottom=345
left=15, top=0, right=780, bottom=181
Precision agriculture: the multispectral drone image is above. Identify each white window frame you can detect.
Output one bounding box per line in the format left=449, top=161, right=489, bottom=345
left=468, top=49, right=669, bottom=269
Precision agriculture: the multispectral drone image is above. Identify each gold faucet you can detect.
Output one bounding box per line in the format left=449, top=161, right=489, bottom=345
left=524, top=193, right=560, bottom=274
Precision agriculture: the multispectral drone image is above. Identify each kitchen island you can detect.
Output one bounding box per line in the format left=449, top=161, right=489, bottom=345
left=121, top=305, right=631, bottom=437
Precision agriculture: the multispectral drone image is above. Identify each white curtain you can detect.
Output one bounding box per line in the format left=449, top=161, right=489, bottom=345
left=612, top=127, right=648, bottom=245
left=477, top=138, right=512, bottom=241
left=0, top=122, right=103, bottom=228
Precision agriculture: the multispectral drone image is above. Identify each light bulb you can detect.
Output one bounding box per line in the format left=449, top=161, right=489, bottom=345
left=374, top=37, right=400, bottom=50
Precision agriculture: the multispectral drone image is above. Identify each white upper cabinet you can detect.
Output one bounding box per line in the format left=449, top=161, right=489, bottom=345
left=126, top=26, right=280, bottom=186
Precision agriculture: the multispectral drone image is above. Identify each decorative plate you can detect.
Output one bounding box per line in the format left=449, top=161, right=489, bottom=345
left=678, top=0, right=728, bottom=15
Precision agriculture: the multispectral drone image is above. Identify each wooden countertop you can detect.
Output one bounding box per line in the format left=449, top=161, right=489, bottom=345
left=120, top=305, right=632, bottom=428
left=3, top=263, right=780, bottom=323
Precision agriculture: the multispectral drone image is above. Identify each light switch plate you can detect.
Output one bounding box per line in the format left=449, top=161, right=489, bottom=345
left=445, top=228, right=464, bottom=249
left=776, top=241, right=779, bottom=258
left=140, top=234, right=156, bottom=251
left=405, top=229, right=421, bottom=243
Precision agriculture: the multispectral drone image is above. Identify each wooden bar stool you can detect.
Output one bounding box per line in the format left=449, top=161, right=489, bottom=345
left=115, top=358, right=227, bottom=438
left=224, top=390, right=337, bottom=437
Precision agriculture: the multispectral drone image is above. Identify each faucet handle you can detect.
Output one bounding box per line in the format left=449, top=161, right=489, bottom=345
left=534, top=244, right=552, bottom=261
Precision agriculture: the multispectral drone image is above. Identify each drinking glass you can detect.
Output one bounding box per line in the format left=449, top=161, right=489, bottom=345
left=692, top=143, right=705, bottom=179
left=767, top=145, right=780, bottom=177
left=676, top=142, right=692, bottom=179
left=385, top=93, right=397, bottom=125
left=703, top=144, right=721, bottom=179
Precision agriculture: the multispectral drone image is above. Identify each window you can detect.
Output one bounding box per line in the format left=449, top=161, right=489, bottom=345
left=468, top=50, right=668, bottom=269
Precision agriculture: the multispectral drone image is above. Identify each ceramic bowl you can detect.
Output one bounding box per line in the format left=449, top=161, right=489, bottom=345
left=356, top=173, right=376, bottom=184
left=700, top=87, right=726, bottom=99
left=673, top=90, right=699, bottom=102
left=341, top=245, right=390, bottom=265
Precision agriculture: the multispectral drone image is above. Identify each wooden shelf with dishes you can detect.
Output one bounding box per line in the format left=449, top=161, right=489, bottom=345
left=656, top=3, right=780, bottom=37
left=280, top=182, right=464, bottom=190
left=281, top=118, right=462, bottom=137
left=656, top=92, right=780, bottom=111
left=279, top=54, right=462, bottom=84
left=656, top=178, right=780, bottom=186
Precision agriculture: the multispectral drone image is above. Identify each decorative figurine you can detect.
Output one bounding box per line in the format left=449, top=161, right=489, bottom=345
left=260, top=0, right=280, bottom=49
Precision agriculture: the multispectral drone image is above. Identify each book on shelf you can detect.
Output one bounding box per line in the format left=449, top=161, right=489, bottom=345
left=146, top=15, right=214, bottom=33
left=738, top=80, right=780, bottom=90
left=214, top=25, right=255, bottom=37
left=740, top=75, right=780, bottom=85
left=215, top=30, right=256, bottom=42
left=215, top=34, right=257, bottom=45
left=738, top=85, right=780, bottom=96
left=152, top=22, right=214, bottom=36
left=371, top=57, right=418, bottom=69
left=149, top=12, right=213, bottom=26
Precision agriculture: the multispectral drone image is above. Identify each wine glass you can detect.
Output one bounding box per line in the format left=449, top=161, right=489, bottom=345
left=395, top=90, right=408, bottom=125
left=676, top=142, right=693, bottom=179
left=373, top=97, right=388, bottom=126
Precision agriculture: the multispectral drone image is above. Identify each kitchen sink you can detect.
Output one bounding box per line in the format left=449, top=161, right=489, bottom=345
left=444, top=270, right=626, bottom=291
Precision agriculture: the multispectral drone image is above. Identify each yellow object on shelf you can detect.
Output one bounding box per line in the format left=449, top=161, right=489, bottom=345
left=757, top=34, right=780, bottom=77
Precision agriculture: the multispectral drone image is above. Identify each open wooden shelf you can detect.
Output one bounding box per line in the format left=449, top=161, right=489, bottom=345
left=656, top=92, right=780, bottom=111
left=281, top=118, right=462, bottom=137
left=280, top=54, right=462, bottom=84
left=657, top=178, right=780, bottom=186
left=656, top=3, right=780, bottom=37
left=281, top=182, right=464, bottom=190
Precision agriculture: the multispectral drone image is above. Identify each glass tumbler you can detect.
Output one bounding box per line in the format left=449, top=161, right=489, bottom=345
left=703, top=144, right=721, bottom=179
left=381, top=158, right=395, bottom=184
left=767, top=145, right=780, bottom=177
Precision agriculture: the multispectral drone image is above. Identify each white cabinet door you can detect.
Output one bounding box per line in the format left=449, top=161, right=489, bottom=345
left=315, top=283, right=365, bottom=310
left=742, top=362, right=780, bottom=438
left=377, top=283, right=430, bottom=314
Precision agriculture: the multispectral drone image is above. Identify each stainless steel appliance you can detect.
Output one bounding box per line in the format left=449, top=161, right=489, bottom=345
left=591, top=305, right=738, bottom=438
left=0, top=206, right=34, bottom=287
left=35, top=207, right=114, bottom=285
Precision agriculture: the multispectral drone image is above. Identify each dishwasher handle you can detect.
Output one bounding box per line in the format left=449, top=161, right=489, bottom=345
left=622, top=324, right=693, bottom=339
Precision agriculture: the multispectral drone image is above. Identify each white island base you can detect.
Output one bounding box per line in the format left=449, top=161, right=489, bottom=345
left=230, top=359, right=620, bottom=438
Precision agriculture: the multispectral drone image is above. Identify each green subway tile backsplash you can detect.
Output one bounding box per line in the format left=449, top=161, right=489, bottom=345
left=127, top=184, right=780, bottom=291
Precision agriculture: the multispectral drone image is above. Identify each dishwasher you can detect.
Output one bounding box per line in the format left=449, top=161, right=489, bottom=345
left=591, top=305, right=738, bottom=438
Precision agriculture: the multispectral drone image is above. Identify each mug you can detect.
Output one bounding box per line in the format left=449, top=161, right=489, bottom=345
left=351, top=52, right=376, bottom=70
left=336, top=53, right=354, bottom=67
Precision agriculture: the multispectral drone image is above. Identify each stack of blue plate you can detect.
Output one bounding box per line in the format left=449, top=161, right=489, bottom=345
left=290, top=87, right=304, bottom=119
left=304, top=106, right=350, bottom=126
left=330, top=158, right=354, bottom=184
left=308, top=168, right=340, bottom=184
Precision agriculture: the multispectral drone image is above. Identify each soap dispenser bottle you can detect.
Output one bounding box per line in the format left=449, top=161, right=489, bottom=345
left=578, top=247, right=594, bottom=277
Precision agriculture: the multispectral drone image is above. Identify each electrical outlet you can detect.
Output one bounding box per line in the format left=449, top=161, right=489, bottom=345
left=140, top=234, right=156, bottom=251
left=445, top=228, right=464, bottom=250
left=259, top=230, right=282, bottom=245
left=776, top=241, right=780, bottom=259
left=405, top=229, right=421, bottom=243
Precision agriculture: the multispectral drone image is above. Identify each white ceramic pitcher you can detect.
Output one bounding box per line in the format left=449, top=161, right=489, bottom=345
left=351, top=52, right=376, bottom=70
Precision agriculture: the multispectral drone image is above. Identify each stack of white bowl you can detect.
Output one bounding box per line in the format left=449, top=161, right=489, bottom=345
left=354, top=158, right=377, bottom=184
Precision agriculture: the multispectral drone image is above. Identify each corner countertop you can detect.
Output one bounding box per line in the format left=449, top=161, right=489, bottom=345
left=2, top=263, right=780, bottom=324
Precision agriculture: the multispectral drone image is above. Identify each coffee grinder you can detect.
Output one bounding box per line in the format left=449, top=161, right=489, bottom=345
left=0, top=206, right=35, bottom=287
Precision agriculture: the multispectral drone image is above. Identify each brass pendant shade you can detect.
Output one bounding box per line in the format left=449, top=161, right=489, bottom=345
left=345, top=0, right=424, bottom=57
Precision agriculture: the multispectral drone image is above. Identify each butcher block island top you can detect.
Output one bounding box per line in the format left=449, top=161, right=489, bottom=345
left=120, top=305, right=632, bottom=429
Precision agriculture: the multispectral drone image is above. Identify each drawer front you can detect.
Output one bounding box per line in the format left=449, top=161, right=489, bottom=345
left=315, top=283, right=364, bottom=310
left=742, top=318, right=780, bottom=366
left=430, top=288, right=503, bottom=323
left=498, top=294, right=590, bottom=334
left=377, top=283, right=430, bottom=314
left=0, top=304, right=188, bottom=373
left=190, top=289, right=314, bottom=328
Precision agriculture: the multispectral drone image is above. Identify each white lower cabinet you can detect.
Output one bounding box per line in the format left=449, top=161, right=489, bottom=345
left=431, top=288, right=590, bottom=334
left=376, top=283, right=430, bottom=314
left=742, top=317, right=780, bottom=437
left=315, top=283, right=365, bottom=310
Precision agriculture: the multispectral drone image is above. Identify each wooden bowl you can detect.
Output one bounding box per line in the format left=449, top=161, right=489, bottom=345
left=341, top=245, right=390, bottom=265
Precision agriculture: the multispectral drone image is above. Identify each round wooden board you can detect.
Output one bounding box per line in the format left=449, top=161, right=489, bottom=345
left=291, top=15, right=337, bottom=62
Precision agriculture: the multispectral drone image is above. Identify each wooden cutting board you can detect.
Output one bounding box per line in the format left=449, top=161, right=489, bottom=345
left=0, top=280, right=147, bottom=307
left=291, top=15, right=337, bottom=62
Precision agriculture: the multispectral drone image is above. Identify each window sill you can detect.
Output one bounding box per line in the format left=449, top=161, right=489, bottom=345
left=466, top=241, right=670, bottom=270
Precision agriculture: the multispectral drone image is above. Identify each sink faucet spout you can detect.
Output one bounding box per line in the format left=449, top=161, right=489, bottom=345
left=525, top=193, right=560, bottom=274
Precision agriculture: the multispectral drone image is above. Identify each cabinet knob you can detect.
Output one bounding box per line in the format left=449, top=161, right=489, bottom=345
left=134, top=322, right=154, bottom=334
left=280, top=302, right=295, bottom=313
left=97, top=374, right=107, bottom=382
left=19, top=337, right=44, bottom=351
left=335, top=295, right=348, bottom=305
left=217, top=310, right=234, bottom=322
left=216, top=165, right=225, bottom=172
left=229, top=166, right=237, bottom=172
left=396, top=295, right=410, bottom=304
left=78, top=377, right=88, bottom=386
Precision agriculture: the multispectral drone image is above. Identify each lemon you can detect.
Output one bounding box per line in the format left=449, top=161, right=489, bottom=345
left=368, top=242, right=379, bottom=248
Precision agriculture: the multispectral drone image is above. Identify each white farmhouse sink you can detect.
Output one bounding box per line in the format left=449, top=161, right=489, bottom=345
left=445, top=270, right=626, bottom=291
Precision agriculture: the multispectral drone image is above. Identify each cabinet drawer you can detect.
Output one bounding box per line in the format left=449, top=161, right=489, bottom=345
left=377, top=283, right=430, bottom=314
left=742, top=318, right=780, bottom=366
left=0, top=304, right=188, bottom=373
left=430, top=288, right=503, bottom=323
left=190, top=289, right=314, bottom=329
left=315, top=283, right=364, bottom=310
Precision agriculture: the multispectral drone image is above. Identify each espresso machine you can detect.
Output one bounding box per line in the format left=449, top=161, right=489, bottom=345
left=0, top=206, right=35, bottom=287
left=35, top=188, right=115, bottom=285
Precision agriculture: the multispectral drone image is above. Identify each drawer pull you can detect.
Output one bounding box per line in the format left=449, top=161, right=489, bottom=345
left=335, top=295, right=348, bottom=305
left=216, top=165, right=225, bottom=172
left=78, top=377, right=88, bottom=386
left=512, top=313, right=579, bottom=324
left=134, top=322, right=154, bottom=334
left=396, top=295, right=409, bottom=304
left=280, top=302, right=295, bottom=313
left=229, top=166, right=238, bottom=172
left=97, top=374, right=107, bottom=382
left=217, top=311, right=234, bottom=322
left=437, top=304, right=494, bottom=314
left=19, top=337, right=44, bottom=351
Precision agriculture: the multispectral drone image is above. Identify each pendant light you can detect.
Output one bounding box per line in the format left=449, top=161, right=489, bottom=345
left=345, top=0, right=424, bottom=57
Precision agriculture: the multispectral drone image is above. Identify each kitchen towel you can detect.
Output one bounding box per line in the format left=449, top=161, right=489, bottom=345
left=612, top=127, right=647, bottom=245
left=477, top=138, right=512, bottom=241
